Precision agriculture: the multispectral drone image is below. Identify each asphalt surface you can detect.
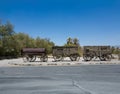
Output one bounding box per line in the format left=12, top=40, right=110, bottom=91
left=0, top=65, right=120, bottom=94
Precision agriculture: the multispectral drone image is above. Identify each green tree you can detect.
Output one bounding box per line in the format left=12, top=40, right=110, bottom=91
left=64, top=37, right=82, bottom=55
left=65, top=37, right=79, bottom=46
left=73, top=38, right=79, bottom=46
left=35, top=37, right=54, bottom=54
left=67, top=37, right=73, bottom=45
left=0, top=21, right=15, bottom=56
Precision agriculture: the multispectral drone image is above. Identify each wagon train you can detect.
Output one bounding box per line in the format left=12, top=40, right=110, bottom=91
left=21, top=46, right=80, bottom=62
left=21, top=45, right=112, bottom=62
left=83, top=46, right=112, bottom=61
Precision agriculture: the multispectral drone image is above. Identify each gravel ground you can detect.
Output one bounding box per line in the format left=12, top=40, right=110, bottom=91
left=0, top=57, right=120, bottom=67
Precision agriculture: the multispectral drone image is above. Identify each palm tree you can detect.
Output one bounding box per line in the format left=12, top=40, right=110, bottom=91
left=67, top=37, right=73, bottom=45
left=73, top=38, right=79, bottom=46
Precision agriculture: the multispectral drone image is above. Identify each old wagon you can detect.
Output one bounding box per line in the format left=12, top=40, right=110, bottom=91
left=21, top=48, right=48, bottom=62
left=52, top=46, right=80, bottom=61
left=83, top=46, right=112, bottom=61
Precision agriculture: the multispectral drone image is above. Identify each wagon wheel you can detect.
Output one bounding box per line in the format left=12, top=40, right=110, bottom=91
left=29, top=55, right=36, bottom=62
left=99, top=54, right=106, bottom=61
left=53, top=55, right=63, bottom=61
left=76, top=54, right=80, bottom=61
left=23, top=54, right=29, bottom=62
left=106, top=54, right=112, bottom=61
left=40, top=55, right=48, bottom=62
left=70, top=54, right=80, bottom=61
left=23, top=55, right=36, bottom=62
left=83, top=54, right=92, bottom=61
left=90, top=52, right=96, bottom=60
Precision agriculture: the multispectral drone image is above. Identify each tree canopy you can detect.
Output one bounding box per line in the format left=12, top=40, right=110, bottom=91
left=64, top=37, right=82, bottom=55
left=65, top=37, right=80, bottom=46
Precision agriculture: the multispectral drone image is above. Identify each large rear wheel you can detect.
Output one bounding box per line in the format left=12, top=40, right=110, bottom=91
left=70, top=54, right=80, bottom=61
left=83, top=54, right=92, bottom=61
left=99, top=54, right=106, bottom=61
left=106, top=54, right=112, bottom=61
left=23, top=55, right=36, bottom=62
left=53, top=55, right=63, bottom=61
left=23, top=54, right=29, bottom=62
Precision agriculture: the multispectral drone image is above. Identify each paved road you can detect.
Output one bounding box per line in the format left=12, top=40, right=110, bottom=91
left=0, top=65, right=120, bottom=94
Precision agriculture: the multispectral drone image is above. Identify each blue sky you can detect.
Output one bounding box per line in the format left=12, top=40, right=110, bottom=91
left=0, top=0, right=120, bottom=46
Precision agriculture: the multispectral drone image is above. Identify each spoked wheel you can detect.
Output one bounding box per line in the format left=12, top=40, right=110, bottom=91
left=53, top=55, right=63, bottom=61
left=28, top=55, right=36, bottom=62
left=99, top=54, right=106, bottom=61
left=23, top=54, right=29, bottom=62
left=31, top=55, right=36, bottom=62
left=70, top=54, right=80, bottom=61
left=40, top=55, right=48, bottom=62
left=106, top=54, right=112, bottom=61
left=83, top=54, right=92, bottom=61
left=23, top=55, right=36, bottom=62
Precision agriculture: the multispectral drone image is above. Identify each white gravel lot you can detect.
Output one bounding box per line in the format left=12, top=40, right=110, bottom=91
left=0, top=57, right=120, bottom=67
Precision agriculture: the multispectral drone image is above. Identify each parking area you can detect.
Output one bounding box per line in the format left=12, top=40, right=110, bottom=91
left=0, top=65, right=120, bottom=94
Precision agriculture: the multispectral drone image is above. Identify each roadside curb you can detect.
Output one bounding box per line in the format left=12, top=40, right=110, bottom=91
left=8, top=61, right=120, bottom=67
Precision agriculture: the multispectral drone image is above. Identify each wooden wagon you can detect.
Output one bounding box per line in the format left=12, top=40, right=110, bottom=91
left=21, top=48, right=48, bottom=62
left=52, top=46, right=80, bottom=61
left=83, top=46, right=112, bottom=61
